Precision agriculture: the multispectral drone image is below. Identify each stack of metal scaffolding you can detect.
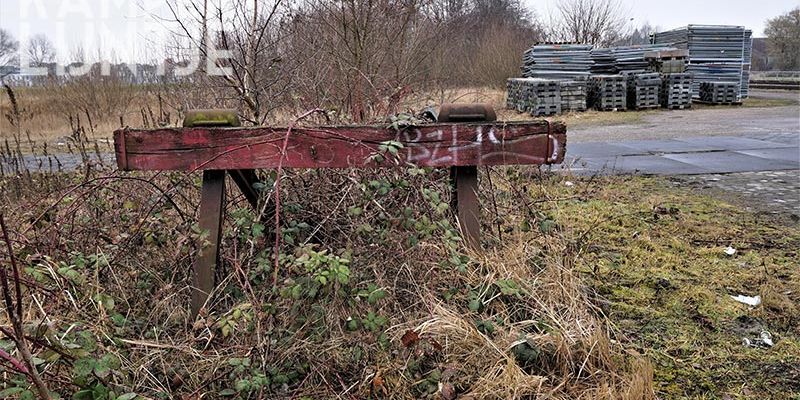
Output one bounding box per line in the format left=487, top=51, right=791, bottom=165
left=661, top=73, right=693, bottom=109
left=698, top=81, right=741, bottom=104
left=589, top=75, right=627, bottom=111
left=589, top=48, right=617, bottom=74
left=652, top=25, right=752, bottom=98
left=559, top=80, right=587, bottom=112
left=625, top=72, right=662, bottom=110
left=521, top=44, right=593, bottom=80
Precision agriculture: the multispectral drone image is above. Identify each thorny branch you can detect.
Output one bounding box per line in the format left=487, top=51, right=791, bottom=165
left=0, top=214, right=51, bottom=399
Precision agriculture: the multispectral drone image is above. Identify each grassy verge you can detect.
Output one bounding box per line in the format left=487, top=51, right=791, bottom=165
left=740, top=97, right=799, bottom=108
left=525, top=175, right=799, bottom=399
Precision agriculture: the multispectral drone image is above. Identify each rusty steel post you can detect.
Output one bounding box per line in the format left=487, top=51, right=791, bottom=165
left=438, top=103, right=496, bottom=249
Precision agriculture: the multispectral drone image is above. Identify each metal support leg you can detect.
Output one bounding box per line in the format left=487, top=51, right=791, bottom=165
left=439, top=103, right=495, bottom=250
left=191, top=170, right=226, bottom=318
left=228, top=169, right=261, bottom=210
left=450, top=165, right=480, bottom=249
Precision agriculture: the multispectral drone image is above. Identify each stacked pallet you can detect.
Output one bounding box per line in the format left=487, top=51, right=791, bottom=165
left=589, top=75, right=626, bottom=111
left=626, top=73, right=662, bottom=110
left=506, top=78, right=525, bottom=111
left=526, top=79, right=562, bottom=116
left=661, top=73, right=693, bottom=109
left=521, top=44, right=593, bottom=80
left=505, top=78, right=562, bottom=116
left=559, top=80, right=587, bottom=112
left=698, top=81, right=741, bottom=104
left=652, top=25, right=752, bottom=98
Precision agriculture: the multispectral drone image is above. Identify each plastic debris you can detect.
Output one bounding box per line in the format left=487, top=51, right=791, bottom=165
left=564, top=181, right=574, bottom=187
left=730, top=294, right=761, bottom=307
left=725, top=246, right=737, bottom=256
left=742, top=330, right=774, bottom=348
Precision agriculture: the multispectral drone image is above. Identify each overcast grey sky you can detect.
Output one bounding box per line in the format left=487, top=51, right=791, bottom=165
left=0, top=0, right=797, bottom=62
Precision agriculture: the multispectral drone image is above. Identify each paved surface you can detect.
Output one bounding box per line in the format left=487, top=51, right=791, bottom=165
left=672, top=170, right=800, bottom=218
left=569, top=90, right=799, bottom=143
left=566, top=133, right=799, bottom=176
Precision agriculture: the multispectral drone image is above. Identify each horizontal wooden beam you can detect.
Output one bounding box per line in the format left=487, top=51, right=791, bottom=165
left=114, top=121, right=566, bottom=171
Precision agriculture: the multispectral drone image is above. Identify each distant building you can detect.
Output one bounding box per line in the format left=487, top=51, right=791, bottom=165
left=0, top=66, right=39, bottom=87
left=0, top=61, right=177, bottom=86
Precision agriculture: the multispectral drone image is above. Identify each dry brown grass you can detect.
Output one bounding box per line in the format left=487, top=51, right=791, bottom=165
left=0, top=85, right=163, bottom=142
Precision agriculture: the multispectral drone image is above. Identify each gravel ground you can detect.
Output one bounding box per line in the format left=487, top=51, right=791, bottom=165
left=569, top=105, right=799, bottom=143
left=569, top=90, right=799, bottom=143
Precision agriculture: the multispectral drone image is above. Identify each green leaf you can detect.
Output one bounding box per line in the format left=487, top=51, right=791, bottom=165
left=73, top=358, right=96, bottom=378
left=116, top=394, right=138, bottom=400
left=367, top=289, right=386, bottom=304
left=94, top=362, right=111, bottom=378
left=219, top=389, right=237, bottom=396
left=235, top=379, right=250, bottom=392
left=468, top=298, right=481, bottom=312
left=72, top=390, right=94, bottom=400
left=0, top=387, right=25, bottom=397
left=539, top=219, right=557, bottom=234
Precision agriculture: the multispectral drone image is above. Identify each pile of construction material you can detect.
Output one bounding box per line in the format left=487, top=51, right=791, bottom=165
left=506, top=78, right=562, bottom=116
left=559, top=80, right=587, bottom=112
left=589, top=75, right=626, bottom=111
left=625, top=73, right=662, bottom=110
left=652, top=25, right=752, bottom=98
left=661, top=73, right=693, bottom=109
left=698, top=81, right=741, bottom=104
left=520, top=44, right=593, bottom=80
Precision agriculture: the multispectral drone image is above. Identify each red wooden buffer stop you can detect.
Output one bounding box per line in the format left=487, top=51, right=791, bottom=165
left=113, top=105, right=567, bottom=317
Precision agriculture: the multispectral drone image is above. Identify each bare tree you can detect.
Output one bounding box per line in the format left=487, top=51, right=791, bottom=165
left=614, top=21, right=655, bottom=46
left=0, top=29, right=19, bottom=76
left=765, top=7, right=800, bottom=70
left=159, top=0, right=290, bottom=124
left=26, top=34, right=56, bottom=66
left=547, top=0, right=631, bottom=47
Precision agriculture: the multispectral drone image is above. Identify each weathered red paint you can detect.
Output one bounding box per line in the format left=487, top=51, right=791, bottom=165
left=113, top=121, right=567, bottom=171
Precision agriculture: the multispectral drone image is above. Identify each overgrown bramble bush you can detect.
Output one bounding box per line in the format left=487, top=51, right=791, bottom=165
left=0, top=157, right=653, bottom=399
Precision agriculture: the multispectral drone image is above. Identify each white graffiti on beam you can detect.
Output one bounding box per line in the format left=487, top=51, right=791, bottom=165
left=404, top=126, right=509, bottom=163
left=548, top=134, right=560, bottom=162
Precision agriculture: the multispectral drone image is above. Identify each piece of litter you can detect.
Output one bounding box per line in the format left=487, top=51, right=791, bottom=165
left=730, top=294, right=761, bottom=307
left=742, top=331, right=774, bottom=348
left=760, top=331, right=774, bottom=347
left=724, top=246, right=737, bottom=256
left=564, top=181, right=574, bottom=187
